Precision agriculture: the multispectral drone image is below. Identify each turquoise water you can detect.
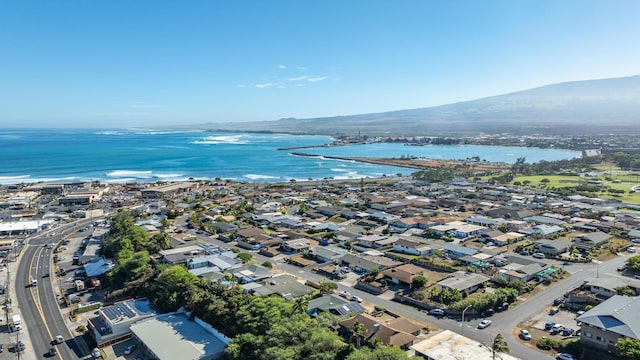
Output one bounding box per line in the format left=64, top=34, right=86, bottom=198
left=0, top=129, right=581, bottom=184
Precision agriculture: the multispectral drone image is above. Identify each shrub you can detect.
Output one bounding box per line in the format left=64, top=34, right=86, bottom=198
left=537, top=337, right=555, bottom=350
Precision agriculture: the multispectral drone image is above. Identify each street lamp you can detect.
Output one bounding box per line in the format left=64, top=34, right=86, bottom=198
left=461, top=305, right=472, bottom=336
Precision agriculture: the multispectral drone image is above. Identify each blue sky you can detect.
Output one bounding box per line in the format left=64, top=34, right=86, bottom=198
left=1, top=1, right=639, bottom=128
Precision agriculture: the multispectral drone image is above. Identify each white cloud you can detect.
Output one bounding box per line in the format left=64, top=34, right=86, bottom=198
left=278, top=65, right=287, bottom=69
left=287, top=76, right=312, bottom=82
left=308, top=77, right=328, bottom=82
left=255, top=83, right=274, bottom=88
left=296, top=66, right=308, bottom=70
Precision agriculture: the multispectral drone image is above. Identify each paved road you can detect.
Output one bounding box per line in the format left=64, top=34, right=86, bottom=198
left=16, top=219, right=95, bottom=360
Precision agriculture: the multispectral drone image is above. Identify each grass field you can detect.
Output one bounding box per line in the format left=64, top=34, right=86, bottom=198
left=512, top=174, right=640, bottom=205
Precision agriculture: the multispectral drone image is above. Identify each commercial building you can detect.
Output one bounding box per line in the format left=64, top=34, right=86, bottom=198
left=130, top=311, right=229, bottom=360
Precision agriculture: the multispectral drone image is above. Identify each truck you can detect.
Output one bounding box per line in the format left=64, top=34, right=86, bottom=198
left=11, top=314, right=22, bottom=331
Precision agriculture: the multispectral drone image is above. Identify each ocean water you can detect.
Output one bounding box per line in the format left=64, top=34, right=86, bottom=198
left=0, top=129, right=581, bottom=185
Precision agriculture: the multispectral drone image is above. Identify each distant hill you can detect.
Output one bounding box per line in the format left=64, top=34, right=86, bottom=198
left=196, top=75, right=640, bottom=136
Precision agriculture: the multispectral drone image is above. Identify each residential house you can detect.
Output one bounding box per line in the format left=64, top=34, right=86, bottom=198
left=310, top=246, right=348, bottom=263
left=338, top=253, right=401, bottom=274
left=392, top=238, right=434, bottom=256
left=523, top=215, right=568, bottom=227
left=229, top=264, right=273, bottom=284
left=577, top=295, right=640, bottom=352
left=382, top=264, right=425, bottom=287
left=281, top=238, right=311, bottom=253
left=534, top=238, right=571, bottom=255
left=339, top=313, right=422, bottom=349
left=307, top=294, right=366, bottom=316
left=436, top=271, right=490, bottom=295
left=581, top=276, right=640, bottom=299
left=574, top=231, right=611, bottom=251
left=443, top=243, right=479, bottom=259
left=466, top=216, right=499, bottom=228
left=518, top=224, right=563, bottom=237
left=249, top=274, right=313, bottom=300
left=497, top=256, right=549, bottom=282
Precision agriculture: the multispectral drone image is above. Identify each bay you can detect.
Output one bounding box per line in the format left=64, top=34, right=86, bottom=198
left=0, top=129, right=581, bottom=185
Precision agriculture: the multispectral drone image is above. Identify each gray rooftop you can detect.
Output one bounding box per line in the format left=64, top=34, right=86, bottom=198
left=577, top=295, right=640, bottom=339
left=130, top=312, right=228, bottom=360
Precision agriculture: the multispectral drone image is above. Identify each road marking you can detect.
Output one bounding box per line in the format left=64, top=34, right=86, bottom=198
left=28, top=246, right=63, bottom=360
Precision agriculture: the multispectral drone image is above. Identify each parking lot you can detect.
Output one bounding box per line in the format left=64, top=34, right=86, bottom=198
left=518, top=304, right=582, bottom=343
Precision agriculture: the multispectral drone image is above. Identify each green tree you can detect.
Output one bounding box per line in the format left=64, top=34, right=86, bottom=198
left=628, top=255, right=640, bottom=272
left=616, top=338, right=640, bottom=360
left=411, top=275, right=427, bottom=289
left=344, top=345, right=409, bottom=360
left=491, top=334, right=509, bottom=360
left=237, top=252, right=253, bottom=263
left=291, top=296, right=309, bottom=314
left=616, top=286, right=636, bottom=296
left=149, top=265, right=201, bottom=312
left=350, top=321, right=367, bottom=349
left=318, top=280, right=338, bottom=295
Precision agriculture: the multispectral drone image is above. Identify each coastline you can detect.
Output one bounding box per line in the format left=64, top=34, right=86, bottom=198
left=290, top=152, right=511, bottom=172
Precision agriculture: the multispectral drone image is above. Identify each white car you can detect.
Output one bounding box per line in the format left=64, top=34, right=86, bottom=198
left=351, top=295, right=363, bottom=303
left=556, top=353, right=576, bottom=360
left=429, top=308, right=445, bottom=316
left=520, top=329, right=531, bottom=340
left=124, top=344, right=136, bottom=355
left=478, top=320, right=492, bottom=329
left=339, top=290, right=351, bottom=298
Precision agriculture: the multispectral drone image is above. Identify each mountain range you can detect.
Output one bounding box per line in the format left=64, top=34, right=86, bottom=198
left=196, top=75, right=640, bottom=136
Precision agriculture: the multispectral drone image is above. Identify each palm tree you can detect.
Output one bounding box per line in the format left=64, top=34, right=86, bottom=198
left=291, top=296, right=309, bottom=314
left=491, top=334, right=509, bottom=360
left=350, top=321, right=368, bottom=349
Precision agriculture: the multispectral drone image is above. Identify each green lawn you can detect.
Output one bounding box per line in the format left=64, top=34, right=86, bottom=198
left=513, top=175, right=640, bottom=205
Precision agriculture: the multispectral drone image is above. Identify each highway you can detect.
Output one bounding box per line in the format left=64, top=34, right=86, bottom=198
left=15, top=219, right=95, bottom=359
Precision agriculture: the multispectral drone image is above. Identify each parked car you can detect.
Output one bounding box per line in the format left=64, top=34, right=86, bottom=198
left=550, top=307, right=559, bottom=315
left=92, top=348, right=102, bottom=358
left=562, top=327, right=575, bottom=336
left=553, top=298, right=564, bottom=306
left=478, top=320, right=492, bottom=329
left=551, top=324, right=565, bottom=333
left=429, top=308, right=445, bottom=316
left=556, top=353, right=576, bottom=360
left=125, top=345, right=136, bottom=355
left=544, top=321, right=556, bottom=330
left=339, top=290, right=351, bottom=298
left=628, top=246, right=636, bottom=253
left=54, top=335, right=64, bottom=344
left=576, top=310, right=585, bottom=318
left=520, top=329, right=531, bottom=340
left=351, top=295, right=363, bottom=303
left=532, top=253, right=546, bottom=259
